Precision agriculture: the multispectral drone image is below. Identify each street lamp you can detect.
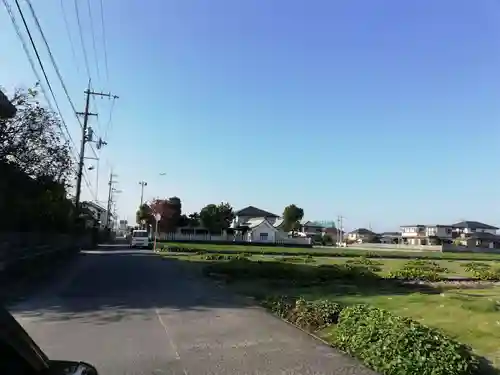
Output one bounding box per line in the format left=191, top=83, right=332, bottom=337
left=138, top=181, right=147, bottom=206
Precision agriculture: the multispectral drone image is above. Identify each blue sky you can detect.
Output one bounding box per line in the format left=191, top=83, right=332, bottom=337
left=1, top=0, right=500, bottom=231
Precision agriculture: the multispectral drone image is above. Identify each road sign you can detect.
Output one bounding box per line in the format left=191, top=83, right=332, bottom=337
left=154, top=213, right=161, bottom=221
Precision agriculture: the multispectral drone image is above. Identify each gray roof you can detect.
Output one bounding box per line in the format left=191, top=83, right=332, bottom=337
left=235, top=206, right=279, bottom=218
left=451, top=221, right=499, bottom=230
left=350, top=228, right=376, bottom=235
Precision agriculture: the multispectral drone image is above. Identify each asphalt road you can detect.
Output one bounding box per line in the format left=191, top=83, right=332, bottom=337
left=9, top=248, right=376, bottom=375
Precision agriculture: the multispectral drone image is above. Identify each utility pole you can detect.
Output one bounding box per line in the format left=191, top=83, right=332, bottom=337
left=337, top=215, right=345, bottom=246
left=138, top=181, right=147, bottom=206
left=105, top=171, right=118, bottom=229
left=74, top=84, right=118, bottom=212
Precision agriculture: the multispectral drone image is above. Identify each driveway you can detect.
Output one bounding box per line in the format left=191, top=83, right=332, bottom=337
left=9, top=248, right=376, bottom=375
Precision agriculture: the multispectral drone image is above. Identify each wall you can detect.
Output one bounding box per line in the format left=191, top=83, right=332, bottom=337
left=442, top=243, right=500, bottom=254
left=157, top=232, right=311, bottom=246
left=249, top=222, right=276, bottom=243
left=349, top=243, right=442, bottom=252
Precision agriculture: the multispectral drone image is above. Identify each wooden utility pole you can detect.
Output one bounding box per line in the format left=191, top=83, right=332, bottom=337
left=74, top=84, right=118, bottom=212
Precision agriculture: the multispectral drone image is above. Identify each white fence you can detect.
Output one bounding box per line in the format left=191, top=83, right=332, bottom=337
left=157, top=232, right=311, bottom=246
left=348, top=243, right=442, bottom=252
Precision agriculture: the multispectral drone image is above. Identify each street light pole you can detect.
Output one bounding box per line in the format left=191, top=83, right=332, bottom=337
left=138, top=181, right=147, bottom=206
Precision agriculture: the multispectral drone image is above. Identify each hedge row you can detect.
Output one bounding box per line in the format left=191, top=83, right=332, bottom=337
left=263, top=296, right=479, bottom=375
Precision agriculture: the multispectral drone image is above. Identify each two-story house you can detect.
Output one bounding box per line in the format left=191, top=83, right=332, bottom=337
left=81, top=201, right=114, bottom=229
left=451, top=221, right=500, bottom=248
left=230, top=206, right=282, bottom=242
left=400, top=224, right=453, bottom=245
left=347, top=228, right=377, bottom=243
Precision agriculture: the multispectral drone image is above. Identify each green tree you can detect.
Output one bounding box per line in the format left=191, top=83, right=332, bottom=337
left=136, top=203, right=153, bottom=226
left=0, top=85, right=75, bottom=232
left=188, top=212, right=200, bottom=227
left=282, top=204, right=304, bottom=232
left=200, top=202, right=234, bottom=232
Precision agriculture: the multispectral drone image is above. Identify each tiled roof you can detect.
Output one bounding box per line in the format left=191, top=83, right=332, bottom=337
left=235, top=206, right=279, bottom=218
left=451, top=221, right=499, bottom=230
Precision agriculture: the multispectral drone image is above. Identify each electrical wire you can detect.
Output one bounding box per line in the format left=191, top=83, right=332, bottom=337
left=99, top=0, right=109, bottom=82
left=24, top=0, right=83, bottom=129
left=86, top=0, right=100, bottom=81
left=4, top=0, right=95, bottom=197
left=74, top=0, right=92, bottom=80
left=59, top=0, right=80, bottom=73
left=3, top=0, right=77, bottom=153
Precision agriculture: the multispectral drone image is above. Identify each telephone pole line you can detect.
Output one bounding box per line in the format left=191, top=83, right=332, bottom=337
left=106, top=171, right=118, bottom=229
left=337, top=215, right=345, bottom=246
left=74, top=83, right=118, bottom=212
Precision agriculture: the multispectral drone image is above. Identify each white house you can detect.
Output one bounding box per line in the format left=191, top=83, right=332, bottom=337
left=230, top=206, right=307, bottom=244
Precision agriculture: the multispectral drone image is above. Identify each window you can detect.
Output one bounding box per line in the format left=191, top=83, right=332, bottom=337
left=259, top=233, right=269, bottom=241
left=132, top=231, right=148, bottom=238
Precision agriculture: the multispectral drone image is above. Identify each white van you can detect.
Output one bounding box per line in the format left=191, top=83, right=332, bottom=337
left=130, top=230, right=150, bottom=248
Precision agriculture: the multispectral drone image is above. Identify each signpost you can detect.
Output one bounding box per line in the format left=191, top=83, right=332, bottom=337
left=153, top=213, right=161, bottom=252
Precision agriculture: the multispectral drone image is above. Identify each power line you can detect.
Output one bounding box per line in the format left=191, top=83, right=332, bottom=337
left=24, top=0, right=83, bottom=130
left=59, top=0, right=80, bottom=73
left=4, top=0, right=76, bottom=151
left=74, top=0, right=92, bottom=79
left=4, top=0, right=94, bottom=198
left=86, top=0, right=100, bottom=81
left=98, top=0, right=109, bottom=81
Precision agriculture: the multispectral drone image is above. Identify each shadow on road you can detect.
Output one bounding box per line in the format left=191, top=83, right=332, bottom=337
left=7, top=250, right=255, bottom=325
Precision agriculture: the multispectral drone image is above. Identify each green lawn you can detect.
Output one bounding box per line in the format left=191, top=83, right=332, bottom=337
left=166, top=253, right=500, bottom=370
left=161, top=241, right=500, bottom=261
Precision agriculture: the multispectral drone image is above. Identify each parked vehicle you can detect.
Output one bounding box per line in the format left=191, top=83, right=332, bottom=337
left=130, top=229, right=150, bottom=248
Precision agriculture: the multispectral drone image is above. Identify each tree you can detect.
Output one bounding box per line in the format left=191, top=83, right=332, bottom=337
left=0, top=85, right=76, bottom=232
left=199, top=202, right=234, bottom=233
left=188, top=212, right=200, bottom=227
left=136, top=203, right=153, bottom=226
left=282, top=204, right=304, bottom=232
left=149, top=197, right=182, bottom=233
left=0, top=85, right=73, bottom=184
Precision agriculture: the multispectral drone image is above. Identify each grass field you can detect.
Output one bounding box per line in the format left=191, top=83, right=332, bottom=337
left=164, top=252, right=500, bottom=370
left=161, top=241, right=500, bottom=261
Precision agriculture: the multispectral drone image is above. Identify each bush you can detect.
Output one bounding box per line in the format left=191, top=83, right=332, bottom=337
left=346, top=257, right=382, bottom=272
left=334, top=305, right=479, bottom=375
left=388, top=268, right=442, bottom=281
left=263, top=296, right=343, bottom=331
left=404, top=259, right=448, bottom=273
left=204, top=260, right=381, bottom=285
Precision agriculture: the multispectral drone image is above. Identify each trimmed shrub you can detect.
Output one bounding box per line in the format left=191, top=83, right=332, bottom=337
left=346, top=257, right=382, bottom=272
left=263, top=296, right=343, bottom=331
left=204, top=259, right=381, bottom=285
left=334, top=305, right=479, bottom=375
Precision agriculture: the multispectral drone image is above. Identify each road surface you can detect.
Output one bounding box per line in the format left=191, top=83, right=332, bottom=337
left=9, top=248, right=376, bottom=375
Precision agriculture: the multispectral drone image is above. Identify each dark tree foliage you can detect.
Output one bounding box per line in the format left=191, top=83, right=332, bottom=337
left=0, top=86, right=75, bottom=232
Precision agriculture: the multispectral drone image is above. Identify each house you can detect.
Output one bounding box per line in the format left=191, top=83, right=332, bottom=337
left=400, top=221, right=500, bottom=247
left=451, top=221, right=500, bottom=248
left=347, top=228, right=377, bottom=243
left=230, top=206, right=287, bottom=243
left=299, top=220, right=325, bottom=236
left=400, top=224, right=453, bottom=245
left=81, top=201, right=114, bottom=229
left=322, top=227, right=345, bottom=242
left=379, top=232, right=401, bottom=244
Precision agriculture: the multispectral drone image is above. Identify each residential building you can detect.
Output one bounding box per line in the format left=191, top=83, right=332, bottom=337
left=233, top=206, right=280, bottom=227
left=451, top=221, right=500, bottom=248
left=81, top=201, right=114, bottom=229
left=379, top=232, right=401, bottom=244
left=299, top=220, right=325, bottom=236
left=400, top=224, right=453, bottom=245
left=400, top=221, right=500, bottom=247
left=230, top=206, right=301, bottom=243
left=347, top=228, right=377, bottom=243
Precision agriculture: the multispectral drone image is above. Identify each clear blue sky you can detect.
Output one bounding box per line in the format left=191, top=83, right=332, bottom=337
left=1, top=0, right=500, bottom=231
